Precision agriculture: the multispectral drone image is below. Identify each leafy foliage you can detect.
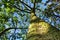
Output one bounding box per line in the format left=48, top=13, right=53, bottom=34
left=0, top=0, right=60, bottom=40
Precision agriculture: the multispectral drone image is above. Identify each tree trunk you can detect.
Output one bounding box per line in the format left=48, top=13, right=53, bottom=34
left=27, top=12, right=60, bottom=40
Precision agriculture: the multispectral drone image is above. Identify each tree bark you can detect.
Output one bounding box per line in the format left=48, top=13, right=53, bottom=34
left=27, top=11, right=60, bottom=40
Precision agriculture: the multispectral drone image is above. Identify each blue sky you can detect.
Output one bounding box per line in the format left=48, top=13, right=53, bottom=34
left=12, top=0, right=60, bottom=40
left=0, top=0, right=60, bottom=40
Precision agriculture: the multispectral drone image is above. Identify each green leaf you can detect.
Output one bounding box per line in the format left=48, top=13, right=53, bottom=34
left=31, top=0, right=42, bottom=3
left=0, top=13, right=9, bottom=23
left=13, top=16, right=18, bottom=22
left=0, top=25, right=5, bottom=32
left=5, top=7, right=10, bottom=13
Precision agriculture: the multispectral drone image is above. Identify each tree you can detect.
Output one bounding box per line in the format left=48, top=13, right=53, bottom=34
left=0, top=0, right=60, bottom=40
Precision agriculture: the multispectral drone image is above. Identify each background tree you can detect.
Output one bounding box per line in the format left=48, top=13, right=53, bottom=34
left=0, top=0, right=60, bottom=40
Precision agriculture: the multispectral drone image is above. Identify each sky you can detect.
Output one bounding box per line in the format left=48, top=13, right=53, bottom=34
left=10, top=0, right=60, bottom=40
left=0, top=0, right=60, bottom=40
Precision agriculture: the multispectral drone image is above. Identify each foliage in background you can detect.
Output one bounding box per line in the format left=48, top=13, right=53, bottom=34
left=0, top=0, right=60, bottom=40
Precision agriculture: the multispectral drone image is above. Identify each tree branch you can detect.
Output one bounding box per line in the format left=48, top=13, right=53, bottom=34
left=16, top=3, right=31, bottom=11
left=19, top=0, right=32, bottom=9
left=36, top=8, right=41, bottom=11
left=11, top=4, right=31, bottom=13
left=36, top=8, right=60, bottom=18
left=0, top=27, right=28, bottom=36
left=53, top=13, right=60, bottom=18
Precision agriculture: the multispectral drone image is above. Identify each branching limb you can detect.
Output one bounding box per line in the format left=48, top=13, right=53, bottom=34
left=19, top=0, right=32, bottom=9
left=10, top=4, right=31, bottom=13
left=0, top=27, right=28, bottom=36
left=36, top=8, right=60, bottom=18
left=24, top=5, right=31, bottom=11
left=53, top=13, right=60, bottom=18
left=16, top=3, right=31, bottom=11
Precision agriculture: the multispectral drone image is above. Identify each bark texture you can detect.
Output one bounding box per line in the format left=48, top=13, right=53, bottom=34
left=27, top=12, right=60, bottom=40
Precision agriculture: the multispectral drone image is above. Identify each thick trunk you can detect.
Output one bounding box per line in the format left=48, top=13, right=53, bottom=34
left=27, top=12, right=60, bottom=40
